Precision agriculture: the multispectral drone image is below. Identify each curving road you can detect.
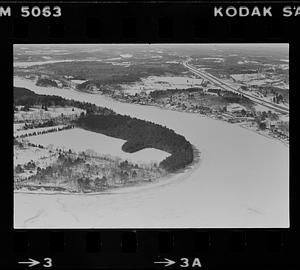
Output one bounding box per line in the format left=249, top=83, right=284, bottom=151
left=14, top=77, right=289, bottom=228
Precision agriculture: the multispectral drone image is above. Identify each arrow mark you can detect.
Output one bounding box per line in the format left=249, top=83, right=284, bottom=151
left=154, top=258, right=176, bottom=267
left=18, top=258, right=40, bottom=267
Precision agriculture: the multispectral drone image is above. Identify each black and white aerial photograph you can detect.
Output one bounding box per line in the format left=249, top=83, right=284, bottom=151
left=13, top=44, right=289, bottom=228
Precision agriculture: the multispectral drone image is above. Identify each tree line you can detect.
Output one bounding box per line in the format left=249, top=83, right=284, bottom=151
left=149, top=87, right=204, bottom=99
left=76, top=114, right=194, bottom=172
left=14, top=87, right=114, bottom=115
left=14, top=125, right=74, bottom=139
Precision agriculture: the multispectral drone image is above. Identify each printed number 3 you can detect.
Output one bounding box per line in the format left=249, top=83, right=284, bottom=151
left=43, top=258, right=52, bottom=268
left=180, top=258, right=189, bottom=267
left=53, top=6, right=61, bottom=17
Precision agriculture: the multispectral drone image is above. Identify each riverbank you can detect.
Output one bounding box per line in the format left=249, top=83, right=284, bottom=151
left=113, top=96, right=289, bottom=148
left=14, top=147, right=201, bottom=196
left=14, top=76, right=289, bottom=228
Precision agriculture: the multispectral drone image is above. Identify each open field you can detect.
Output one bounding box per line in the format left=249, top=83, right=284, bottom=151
left=14, top=144, right=52, bottom=166
left=27, top=128, right=170, bottom=164
left=231, top=73, right=289, bottom=89
left=121, top=75, right=205, bottom=94
left=14, top=123, right=25, bottom=132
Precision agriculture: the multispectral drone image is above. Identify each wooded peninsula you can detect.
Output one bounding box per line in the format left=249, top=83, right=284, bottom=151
left=14, top=87, right=194, bottom=173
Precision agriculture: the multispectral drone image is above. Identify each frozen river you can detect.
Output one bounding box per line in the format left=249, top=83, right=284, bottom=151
left=14, top=77, right=289, bottom=228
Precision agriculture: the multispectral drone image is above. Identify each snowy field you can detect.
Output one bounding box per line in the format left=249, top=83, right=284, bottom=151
left=231, top=73, right=289, bottom=89
left=231, top=73, right=266, bottom=82
left=14, top=146, right=52, bottom=166
left=110, top=62, right=131, bottom=67
left=253, top=104, right=277, bottom=113
left=14, top=77, right=289, bottom=228
left=14, top=59, right=103, bottom=68
left=121, top=75, right=205, bottom=94
left=237, top=60, right=260, bottom=65
left=14, top=60, right=78, bottom=68
left=120, top=54, right=133, bottom=58
left=27, top=128, right=170, bottom=164
left=201, top=57, right=224, bottom=63
left=71, top=79, right=87, bottom=84
left=13, top=123, right=25, bottom=132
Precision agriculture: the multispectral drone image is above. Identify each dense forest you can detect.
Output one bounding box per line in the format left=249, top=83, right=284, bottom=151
left=76, top=114, right=194, bottom=172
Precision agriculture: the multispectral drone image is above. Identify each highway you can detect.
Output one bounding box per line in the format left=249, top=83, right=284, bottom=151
left=183, top=61, right=289, bottom=115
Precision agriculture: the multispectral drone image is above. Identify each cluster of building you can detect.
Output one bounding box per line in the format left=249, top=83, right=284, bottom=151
left=112, top=89, right=289, bottom=144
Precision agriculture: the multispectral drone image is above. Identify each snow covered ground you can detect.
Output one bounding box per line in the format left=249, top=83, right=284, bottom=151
left=71, top=79, right=87, bottom=84
left=14, top=146, right=52, bottom=166
left=14, top=59, right=103, bottom=68
left=14, top=107, right=84, bottom=122
left=231, top=73, right=266, bottom=82
left=253, top=104, right=276, bottom=113
left=121, top=75, right=205, bottom=94
left=120, top=54, right=133, bottom=58
left=231, top=73, right=289, bottom=89
left=237, top=60, right=260, bottom=65
left=27, top=128, right=170, bottom=164
left=14, top=60, right=78, bottom=68
left=13, top=123, right=25, bottom=132
left=14, top=77, right=289, bottom=228
left=201, top=57, right=224, bottom=63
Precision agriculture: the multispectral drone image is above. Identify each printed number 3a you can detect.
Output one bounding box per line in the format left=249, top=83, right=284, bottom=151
left=43, top=258, right=52, bottom=268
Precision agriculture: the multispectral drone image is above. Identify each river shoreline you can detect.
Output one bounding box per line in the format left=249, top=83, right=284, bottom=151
left=17, top=75, right=288, bottom=147
left=14, top=147, right=201, bottom=196
left=14, top=76, right=289, bottom=228
left=112, top=95, right=289, bottom=148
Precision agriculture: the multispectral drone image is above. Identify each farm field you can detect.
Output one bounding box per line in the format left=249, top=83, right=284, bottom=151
left=27, top=128, right=171, bottom=164
left=121, top=75, right=206, bottom=94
